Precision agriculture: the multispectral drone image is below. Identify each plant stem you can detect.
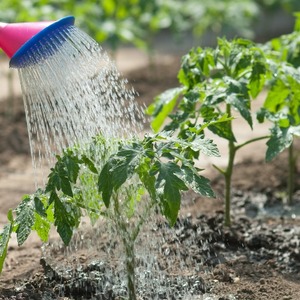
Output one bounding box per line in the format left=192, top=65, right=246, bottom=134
left=288, top=142, right=295, bottom=205
left=224, top=139, right=236, bottom=227
left=112, top=193, right=137, bottom=300
left=224, top=104, right=235, bottom=227
left=124, top=239, right=136, bottom=300
left=235, top=135, right=269, bottom=151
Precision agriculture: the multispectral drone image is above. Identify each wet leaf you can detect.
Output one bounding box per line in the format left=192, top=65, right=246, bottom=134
left=15, top=196, right=35, bottom=246
left=155, top=161, right=188, bottom=225
left=0, top=220, right=12, bottom=273
left=147, top=87, right=184, bottom=132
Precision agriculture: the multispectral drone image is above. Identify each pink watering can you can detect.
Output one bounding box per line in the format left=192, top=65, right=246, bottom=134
left=0, top=16, right=75, bottom=68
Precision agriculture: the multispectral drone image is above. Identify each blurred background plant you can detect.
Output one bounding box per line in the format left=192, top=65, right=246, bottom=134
left=0, top=0, right=300, bottom=113
left=1, top=0, right=300, bottom=53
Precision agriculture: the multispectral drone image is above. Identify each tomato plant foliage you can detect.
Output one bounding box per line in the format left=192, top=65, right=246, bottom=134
left=256, top=19, right=300, bottom=204
left=147, top=37, right=270, bottom=226
left=0, top=131, right=220, bottom=273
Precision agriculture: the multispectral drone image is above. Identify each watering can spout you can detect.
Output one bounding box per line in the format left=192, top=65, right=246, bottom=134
left=0, top=21, right=54, bottom=58
left=0, top=16, right=75, bottom=67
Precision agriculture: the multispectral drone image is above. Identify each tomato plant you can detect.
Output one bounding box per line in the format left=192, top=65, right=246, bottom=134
left=147, top=38, right=271, bottom=226
left=0, top=129, right=224, bottom=299
left=257, top=17, right=300, bottom=204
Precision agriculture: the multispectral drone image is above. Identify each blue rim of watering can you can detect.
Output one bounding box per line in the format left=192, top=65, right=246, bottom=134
left=9, top=16, right=75, bottom=68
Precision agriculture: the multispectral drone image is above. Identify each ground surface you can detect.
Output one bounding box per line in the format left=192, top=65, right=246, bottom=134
left=0, top=50, right=299, bottom=299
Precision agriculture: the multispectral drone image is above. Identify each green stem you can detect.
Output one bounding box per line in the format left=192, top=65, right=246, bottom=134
left=235, top=135, right=269, bottom=151
left=224, top=104, right=235, bottom=227
left=212, top=164, right=226, bottom=175
left=112, top=193, right=137, bottom=300
left=224, top=140, right=236, bottom=227
left=288, top=142, right=295, bottom=205
left=124, top=239, right=136, bottom=300
left=132, top=200, right=155, bottom=241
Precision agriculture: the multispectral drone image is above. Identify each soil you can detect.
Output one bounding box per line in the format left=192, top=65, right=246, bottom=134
left=0, top=52, right=300, bottom=299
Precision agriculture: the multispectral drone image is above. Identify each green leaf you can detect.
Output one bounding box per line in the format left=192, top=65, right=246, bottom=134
left=60, top=174, right=73, bottom=197
left=266, top=126, right=295, bottom=161
left=208, top=122, right=236, bottom=142
left=137, top=158, right=157, bottom=202
left=34, top=196, right=47, bottom=218
left=225, top=78, right=252, bottom=128
left=54, top=195, right=81, bottom=245
left=45, top=167, right=61, bottom=193
left=98, top=142, right=144, bottom=206
left=190, top=136, right=220, bottom=157
left=45, top=153, right=78, bottom=197
left=248, top=61, right=266, bottom=98
left=32, top=213, right=50, bottom=242
left=181, top=165, right=215, bottom=198
left=15, top=196, right=35, bottom=246
left=110, top=143, right=144, bottom=189
left=200, top=106, right=236, bottom=141
left=63, top=154, right=80, bottom=183
left=227, top=93, right=252, bottom=128
left=264, top=80, right=289, bottom=113
left=155, top=161, right=188, bottom=226
left=81, top=155, right=98, bottom=174
left=147, top=87, right=184, bottom=132
left=98, top=162, right=113, bottom=207
left=0, top=221, right=12, bottom=273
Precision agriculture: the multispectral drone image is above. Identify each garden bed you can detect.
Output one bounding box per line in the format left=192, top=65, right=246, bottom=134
left=0, top=56, right=300, bottom=299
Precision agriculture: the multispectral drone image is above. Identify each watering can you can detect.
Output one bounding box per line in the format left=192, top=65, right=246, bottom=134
left=0, top=16, right=75, bottom=68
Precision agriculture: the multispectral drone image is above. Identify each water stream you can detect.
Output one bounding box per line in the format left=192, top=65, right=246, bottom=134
left=17, top=24, right=144, bottom=186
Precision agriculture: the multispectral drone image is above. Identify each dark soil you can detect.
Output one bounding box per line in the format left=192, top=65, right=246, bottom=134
left=0, top=55, right=300, bottom=299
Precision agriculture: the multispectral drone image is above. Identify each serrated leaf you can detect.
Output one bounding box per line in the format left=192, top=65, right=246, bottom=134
left=15, top=196, right=35, bottom=246
left=33, top=213, right=50, bottom=242
left=0, top=222, right=12, bottom=273
left=266, top=126, right=294, bottom=161
left=110, top=143, right=144, bottom=189
left=190, top=136, right=220, bottom=157
left=98, top=143, right=144, bottom=206
left=200, top=105, right=236, bottom=141
left=81, top=155, right=98, bottom=174
left=208, top=122, right=236, bottom=142
left=147, top=87, right=184, bottom=132
left=249, top=61, right=266, bottom=98
left=60, top=175, right=73, bottom=197
left=181, top=166, right=215, bottom=198
left=264, top=80, right=290, bottom=112
left=197, top=112, right=233, bottom=133
left=137, top=158, right=157, bottom=202
left=54, top=198, right=73, bottom=245
left=155, top=161, right=188, bottom=226
left=63, top=154, right=80, bottom=183
left=98, top=162, right=113, bottom=207
left=45, top=168, right=61, bottom=193
left=226, top=93, right=253, bottom=128
left=34, top=196, right=47, bottom=217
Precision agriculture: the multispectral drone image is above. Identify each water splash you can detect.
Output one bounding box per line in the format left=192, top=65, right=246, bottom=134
left=17, top=24, right=145, bottom=186
left=16, top=23, right=212, bottom=299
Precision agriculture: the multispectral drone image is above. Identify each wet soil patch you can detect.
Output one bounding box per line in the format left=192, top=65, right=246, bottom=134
left=0, top=57, right=300, bottom=299
left=1, top=187, right=300, bottom=299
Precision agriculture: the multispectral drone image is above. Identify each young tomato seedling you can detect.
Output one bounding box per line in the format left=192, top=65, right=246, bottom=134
left=0, top=130, right=220, bottom=299
left=148, top=38, right=270, bottom=226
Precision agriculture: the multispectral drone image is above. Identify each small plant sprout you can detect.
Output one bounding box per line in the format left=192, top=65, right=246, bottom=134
left=0, top=131, right=220, bottom=299
left=147, top=38, right=270, bottom=226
